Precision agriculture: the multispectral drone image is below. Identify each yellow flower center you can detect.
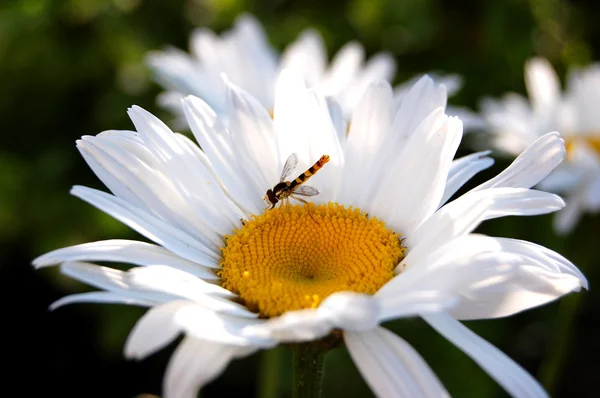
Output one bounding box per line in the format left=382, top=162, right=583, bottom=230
left=219, top=203, right=406, bottom=318
left=565, top=136, right=600, bottom=159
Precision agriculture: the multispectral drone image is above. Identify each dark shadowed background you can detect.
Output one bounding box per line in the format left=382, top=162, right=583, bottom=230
left=1, top=0, right=599, bottom=396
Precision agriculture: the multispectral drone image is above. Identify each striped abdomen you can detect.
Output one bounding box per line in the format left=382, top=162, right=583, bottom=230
left=289, top=155, right=330, bottom=189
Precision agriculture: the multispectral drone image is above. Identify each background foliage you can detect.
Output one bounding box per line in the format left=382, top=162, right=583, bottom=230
left=1, top=0, right=599, bottom=396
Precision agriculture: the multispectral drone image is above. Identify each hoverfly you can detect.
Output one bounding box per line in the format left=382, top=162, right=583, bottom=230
left=263, top=153, right=330, bottom=209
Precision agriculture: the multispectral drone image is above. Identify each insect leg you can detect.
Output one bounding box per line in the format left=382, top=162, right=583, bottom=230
left=291, top=195, right=319, bottom=224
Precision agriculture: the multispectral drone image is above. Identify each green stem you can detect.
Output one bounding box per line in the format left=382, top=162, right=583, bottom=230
left=258, top=348, right=282, bottom=398
left=537, top=227, right=591, bottom=394
left=292, top=342, right=326, bottom=398
left=538, top=292, right=582, bottom=393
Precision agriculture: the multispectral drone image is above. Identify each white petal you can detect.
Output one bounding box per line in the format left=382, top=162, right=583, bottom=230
left=473, top=132, right=565, bottom=191
left=182, top=95, right=260, bottom=214
left=316, top=292, right=380, bottom=332
left=422, top=313, right=549, bottom=398
left=449, top=237, right=587, bottom=320
left=57, top=262, right=253, bottom=317
left=125, top=300, right=269, bottom=362
left=341, top=81, right=393, bottom=203
left=362, top=78, right=448, bottom=207
left=441, top=151, right=494, bottom=205
left=50, top=291, right=156, bottom=310
left=33, top=239, right=219, bottom=277
left=173, top=303, right=271, bottom=346
left=338, top=52, right=396, bottom=116
left=188, top=14, right=278, bottom=110
left=325, top=96, right=347, bottom=145
left=279, top=29, right=327, bottom=86
left=359, top=52, right=396, bottom=85
left=125, top=300, right=190, bottom=360
left=76, top=136, right=145, bottom=210
left=126, top=266, right=254, bottom=317
left=77, top=134, right=226, bottom=247
left=478, top=188, right=565, bottom=219
left=319, top=41, right=364, bottom=97
left=173, top=130, right=257, bottom=215
left=346, top=81, right=393, bottom=159
left=71, top=186, right=220, bottom=264
left=126, top=265, right=232, bottom=297
left=435, top=73, right=463, bottom=96
left=157, top=92, right=189, bottom=129
left=127, top=105, right=245, bottom=230
left=375, top=290, right=459, bottom=322
left=146, top=48, right=211, bottom=104
left=448, top=105, right=487, bottom=131
left=174, top=132, right=224, bottom=183
left=452, top=266, right=583, bottom=320
left=479, top=92, right=539, bottom=155
left=368, top=114, right=462, bottom=234
left=525, top=57, right=560, bottom=112
left=378, top=234, right=520, bottom=297
left=407, top=189, right=493, bottom=251
left=187, top=29, right=224, bottom=94
left=390, top=75, right=448, bottom=145
left=410, top=187, right=564, bottom=254
left=245, top=309, right=332, bottom=343
left=499, top=239, right=588, bottom=285
left=225, top=15, right=278, bottom=107
left=583, top=174, right=600, bottom=210
left=164, top=337, right=257, bottom=398
left=273, top=70, right=344, bottom=202
left=568, top=142, right=600, bottom=171
left=59, top=262, right=175, bottom=304
left=224, top=79, right=278, bottom=200
left=554, top=189, right=586, bottom=235
left=345, top=327, right=450, bottom=398
left=244, top=292, right=379, bottom=342
left=394, top=73, right=462, bottom=101
left=94, top=130, right=148, bottom=154
left=535, top=163, right=583, bottom=193
left=273, top=69, right=314, bottom=162
left=246, top=290, right=456, bottom=344
left=564, top=65, right=600, bottom=133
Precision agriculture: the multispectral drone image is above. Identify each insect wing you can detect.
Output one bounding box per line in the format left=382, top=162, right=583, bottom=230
left=292, top=185, right=320, bottom=196
left=280, top=153, right=298, bottom=182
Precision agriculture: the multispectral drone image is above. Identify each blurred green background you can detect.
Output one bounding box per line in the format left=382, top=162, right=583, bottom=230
left=1, top=0, right=599, bottom=396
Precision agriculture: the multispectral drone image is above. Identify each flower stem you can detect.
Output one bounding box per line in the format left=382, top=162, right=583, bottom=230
left=538, top=291, right=582, bottom=392
left=538, top=227, right=591, bottom=394
left=292, top=342, right=327, bottom=398
left=258, top=347, right=282, bottom=398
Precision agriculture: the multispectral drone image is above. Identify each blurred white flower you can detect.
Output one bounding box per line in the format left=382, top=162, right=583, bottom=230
left=147, top=13, right=459, bottom=125
left=475, top=57, right=600, bottom=233
left=35, top=73, right=585, bottom=398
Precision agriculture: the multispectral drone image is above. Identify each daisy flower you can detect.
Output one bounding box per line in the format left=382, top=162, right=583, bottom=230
left=34, top=72, right=586, bottom=398
left=147, top=13, right=459, bottom=125
left=476, top=57, right=600, bottom=233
